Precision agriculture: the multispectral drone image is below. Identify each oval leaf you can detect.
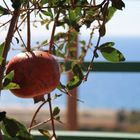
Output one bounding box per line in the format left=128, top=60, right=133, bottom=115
left=106, top=6, right=117, bottom=22
left=66, top=75, right=82, bottom=90
left=100, top=46, right=125, bottom=62
left=38, top=129, right=51, bottom=139
left=72, top=64, right=84, bottom=80
left=1, top=117, right=32, bottom=140
left=52, top=106, right=60, bottom=117
left=111, top=0, right=125, bottom=10
left=3, top=71, right=20, bottom=90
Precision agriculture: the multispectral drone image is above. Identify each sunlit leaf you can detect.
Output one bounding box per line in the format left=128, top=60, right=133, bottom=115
left=106, top=6, right=117, bottom=22
left=38, top=129, right=51, bottom=139
left=4, top=70, right=15, bottom=81
left=3, top=82, right=20, bottom=90
left=67, top=75, right=81, bottom=90
left=72, top=64, right=84, bottom=80
left=3, top=71, right=20, bottom=90
left=98, top=42, right=125, bottom=62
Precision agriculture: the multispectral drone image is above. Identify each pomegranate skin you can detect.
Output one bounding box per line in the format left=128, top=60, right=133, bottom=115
left=6, top=51, right=60, bottom=99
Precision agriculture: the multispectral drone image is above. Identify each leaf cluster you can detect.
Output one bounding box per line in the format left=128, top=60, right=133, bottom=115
left=0, top=112, right=33, bottom=140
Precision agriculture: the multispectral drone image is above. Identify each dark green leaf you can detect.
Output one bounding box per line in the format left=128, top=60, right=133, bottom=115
left=52, top=106, right=60, bottom=117
left=0, top=6, right=10, bottom=16
left=0, top=56, right=3, bottom=65
left=99, top=42, right=115, bottom=48
left=55, top=116, right=60, bottom=121
left=99, top=24, right=106, bottom=37
left=72, top=64, right=84, bottom=80
left=0, top=42, right=4, bottom=64
left=38, top=129, right=51, bottom=139
left=40, top=0, right=48, bottom=5
left=66, top=75, right=82, bottom=90
left=94, top=51, right=99, bottom=58
left=0, top=111, right=6, bottom=122
left=99, top=46, right=125, bottom=62
left=111, top=0, right=125, bottom=10
left=11, top=0, right=22, bottom=9
left=1, top=117, right=32, bottom=140
left=66, top=64, right=84, bottom=90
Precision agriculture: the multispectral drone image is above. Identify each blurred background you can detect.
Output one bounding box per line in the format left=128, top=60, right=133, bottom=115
left=0, top=0, right=140, bottom=132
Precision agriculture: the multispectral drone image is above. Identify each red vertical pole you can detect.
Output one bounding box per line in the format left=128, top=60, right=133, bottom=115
left=67, top=74, right=78, bottom=130
left=66, top=29, right=78, bottom=130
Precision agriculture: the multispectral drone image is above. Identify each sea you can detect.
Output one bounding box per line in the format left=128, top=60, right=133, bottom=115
left=0, top=36, right=140, bottom=111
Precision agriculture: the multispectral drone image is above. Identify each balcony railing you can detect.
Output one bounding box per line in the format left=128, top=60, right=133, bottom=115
left=3, top=131, right=140, bottom=140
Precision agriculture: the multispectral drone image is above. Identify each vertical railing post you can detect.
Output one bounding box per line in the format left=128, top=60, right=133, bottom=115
left=66, top=28, right=78, bottom=130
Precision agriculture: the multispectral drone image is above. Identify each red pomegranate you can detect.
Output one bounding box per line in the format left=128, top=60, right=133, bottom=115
left=6, top=51, right=60, bottom=103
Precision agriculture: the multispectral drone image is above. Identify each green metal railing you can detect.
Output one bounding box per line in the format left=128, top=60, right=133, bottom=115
left=3, top=131, right=140, bottom=140
left=82, top=62, right=140, bottom=72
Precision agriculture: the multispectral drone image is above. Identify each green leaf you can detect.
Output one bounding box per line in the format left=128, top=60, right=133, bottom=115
left=106, top=6, right=117, bottom=22
left=52, top=106, right=60, bottom=117
left=0, top=57, right=3, bottom=65
left=66, top=64, right=84, bottom=90
left=99, top=42, right=115, bottom=48
left=67, top=75, right=81, bottom=90
left=99, top=24, right=106, bottom=37
left=111, top=0, right=125, bottom=10
left=1, top=117, right=32, bottom=140
left=4, top=70, right=15, bottom=81
left=3, top=82, right=20, bottom=90
left=98, top=42, right=125, bottom=62
left=0, top=6, right=10, bottom=16
left=72, top=64, right=84, bottom=80
left=40, top=0, right=48, bottom=5
left=38, top=129, right=51, bottom=139
left=0, top=42, right=4, bottom=64
left=0, top=111, right=6, bottom=122
left=3, top=70, right=20, bottom=90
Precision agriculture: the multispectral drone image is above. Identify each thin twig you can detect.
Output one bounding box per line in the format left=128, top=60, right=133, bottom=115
left=84, top=35, right=101, bottom=81
left=48, top=94, right=57, bottom=139
left=20, top=4, right=103, bottom=12
left=0, top=19, right=11, bottom=28
left=29, top=118, right=51, bottom=130
left=16, top=28, right=26, bottom=48
left=83, top=0, right=109, bottom=81
left=29, top=100, right=48, bottom=133
left=27, top=1, right=31, bottom=52
left=3, top=0, right=12, bottom=14
left=49, top=9, right=61, bottom=53
left=0, top=5, right=21, bottom=89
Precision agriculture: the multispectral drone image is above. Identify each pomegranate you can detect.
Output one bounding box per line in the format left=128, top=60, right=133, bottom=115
left=6, top=51, right=60, bottom=103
